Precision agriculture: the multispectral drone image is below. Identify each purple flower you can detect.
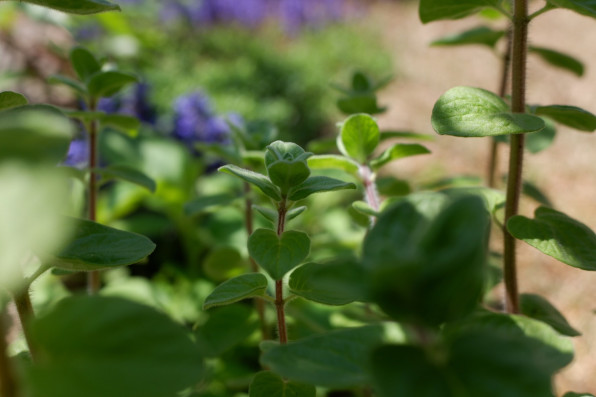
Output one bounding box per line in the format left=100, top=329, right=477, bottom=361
left=63, top=136, right=89, bottom=168
left=98, top=82, right=157, bottom=125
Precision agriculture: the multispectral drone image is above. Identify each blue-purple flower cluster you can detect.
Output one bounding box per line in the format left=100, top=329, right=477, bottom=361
left=98, top=83, right=157, bottom=125
left=161, top=0, right=349, bottom=33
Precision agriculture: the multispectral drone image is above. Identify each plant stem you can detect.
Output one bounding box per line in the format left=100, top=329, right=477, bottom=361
left=244, top=182, right=270, bottom=340
left=275, top=198, right=288, bottom=344
left=12, top=290, right=36, bottom=361
left=360, top=165, right=380, bottom=224
left=503, top=0, right=529, bottom=314
left=87, top=99, right=101, bottom=294
left=487, top=27, right=512, bottom=188
left=0, top=310, right=18, bottom=397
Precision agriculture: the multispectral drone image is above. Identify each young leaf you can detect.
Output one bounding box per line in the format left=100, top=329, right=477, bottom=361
left=219, top=164, right=281, bottom=201
left=17, top=0, right=120, bottom=15
left=249, top=371, right=316, bottom=397
left=264, top=141, right=312, bottom=168
left=70, top=47, right=101, bottom=82
left=288, top=176, right=356, bottom=201
left=203, top=273, right=269, bottom=310
left=184, top=193, right=236, bottom=217
left=195, top=305, right=259, bottom=357
left=546, top=0, right=596, bottom=19
left=419, top=0, right=504, bottom=23
left=95, top=164, right=156, bottom=192
left=0, top=91, right=27, bottom=110
left=50, top=217, right=156, bottom=271
left=337, top=95, right=386, bottom=115
left=432, top=87, right=545, bottom=137
left=431, top=26, right=505, bottom=48
left=87, top=71, right=138, bottom=99
left=248, top=229, right=310, bottom=280
left=261, top=325, right=398, bottom=388
left=29, top=296, right=204, bottom=397
left=286, top=206, right=307, bottom=222
left=534, top=105, right=596, bottom=132
left=339, top=113, right=380, bottom=163
left=369, top=143, right=430, bottom=170
left=529, top=46, right=584, bottom=77
left=352, top=200, right=379, bottom=217
left=307, top=154, right=359, bottom=175
left=289, top=259, right=365, bottom=305
left=507, top=207, right=596, bottom=270
left=520, top=293, right=581, bottom=337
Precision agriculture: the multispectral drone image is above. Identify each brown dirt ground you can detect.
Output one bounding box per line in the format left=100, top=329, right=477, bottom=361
left=365, top=1, right=596, bottom=394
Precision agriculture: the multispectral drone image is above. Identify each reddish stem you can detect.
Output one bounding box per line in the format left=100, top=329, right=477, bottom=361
left=87, top=99, right=101, bottom=294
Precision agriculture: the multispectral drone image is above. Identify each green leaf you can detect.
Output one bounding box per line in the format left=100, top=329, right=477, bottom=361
left=520, top=293, right=581, bottom=337
left=248, top=229, right=310, bottom=280
left=95, top=164, right=156, bottom=192
left=100, top=114, right=141, bottom=137
left=17, top=0, right=120, bottom=14
left=339, top=113, right=380, bottom=163
left=431, top=26, right=505, bottom=48
left=219, top=164, right=281, bottom=201
left=287, top=206, right=307, bottom=222
left=261, top=325, right=400, bottom=388
left=0, top=106, right=73, bottom=164
left=249, top=371, right=316, bottom=397
left=70, top=47, right=101, bottom=82
left=289, top=259, right=366, bottom=305
left=184, top=193, right=236, bottom=217
left=521, top=179, right=553, bottom=206
left=363, top=195, right=490, bottom=326
left=376, top=176, right=411, bottom=197
left=369, top=143, right=430, bottom=170
left=352, top=71, right=372, bottom=92
left=203, top=246, right=247, bottom=281
left=288, top=176, right=356, bottom=201
left=253, top=205, right=278, bottom=224
left=547, top=0, right=596, bottom=19
left=352, top=200, right=379, bottom=217
left=337, top=95, right=386, bottom=115
left=50, top=217, right=156, bottom=271
left=563, top=393, right=596, bottom=397
left=265, top=141, right=312, bottom=168
left=419, top=0, right=504, bottom=23
left=203, top=273, right=269, bottom=310
left=195, top=305, right=258, bottom=357
left=267, top=160, right=311, bottom=194
left=48, top=75, right=88, bottom=96
left=87, top=71, right=137, bottom=99
left=507, top=206, right=596, bottom=270
left=529, top=46, right=584, bottom=77
left=29, top=296, right=203, bottom=397
left=432, top=87, right=545, bottom=137
left=379, top=131, right=435, bottom=141
left=526, top=116, right=557, bottom=153
left=534, top=105, right=596, bottom=132
left=307, top=154, right=359, bottom=175
left=0, top=91, right=27, bottom=110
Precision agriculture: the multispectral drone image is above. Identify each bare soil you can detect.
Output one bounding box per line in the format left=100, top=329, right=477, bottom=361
left=368, top=1, right=596, bottom=393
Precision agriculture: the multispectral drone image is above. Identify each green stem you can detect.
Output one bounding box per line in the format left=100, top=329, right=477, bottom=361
left=87, top=98, right=101, bottom=294
left=503, top=0, right=529, bottom=314
left=244, top=182, right=270, bottom=341
left=275, top=198, right=288, bottom=344
left=12, top=290, right=37, bottom=361
left=0, top=310, right=18, bottom=397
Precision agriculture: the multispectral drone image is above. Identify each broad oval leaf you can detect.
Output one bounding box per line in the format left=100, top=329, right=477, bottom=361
left=307, top=154, right=359, bottom=175
left=50, top=217, right=156, bottom=271
left=288, top=176, right=356, bottom=201
left=95, top=164, right=156, bottom=192
left=70, top=47, right=101, bottom=82
left=534, top=105, right=596, bottom=132
left=431, top=26, right=505, bottom=48
left=18, top=0, right=120, bottom=14
left=369, top=143, right=430, bottom=170
left=203, top=273, right=269, bottom=310
left=29, top=296, right=204, bottom=397
left=219, top=164, right=281, bottom=201
left=0, top=91, right=27, bottom=110
left=547, top=0, right=596, bottom=19
left=419, top=0, right=504, bottom=23
left=249, top=371, right=316, bottom=397
left=529, top=46, right=584, bottom=77
left=248, top=229, right=310, bottom=280
left=87, top=71, right=138, bottom=99
left=339, top=113, right=380, bottom=163
left=507, top=206, right=596, bottom=270
left=432, top=87, right=545, bottom=137
left=289, top=259, right=366, bottom=305
left=520, top=293, right=581, bottom=337
left=267, top=159, right=311, bottom=194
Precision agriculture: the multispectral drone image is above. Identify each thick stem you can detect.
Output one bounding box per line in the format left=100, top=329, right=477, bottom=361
left=244, top=182, right=270, bottom=340
left=359, top=165, right=380, bottom=224
left=0, top=311, right=18, bottom=397
left=275, top=198, right=288, bottom=344
left=487, top=27, right=512, bottom=188
left=87, top=100, right=101, bottom=294
left=503, top=0, right=529, bottom=314
left=12, top=290, right=36, bottom=361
